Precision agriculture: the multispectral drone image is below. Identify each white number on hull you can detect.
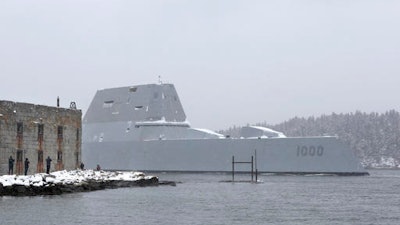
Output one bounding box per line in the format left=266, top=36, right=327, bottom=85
left=297, top=145, right=324, bottom=157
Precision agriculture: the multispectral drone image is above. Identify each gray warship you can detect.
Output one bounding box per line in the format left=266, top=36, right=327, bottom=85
left=82, top=83, right=368, bottom=175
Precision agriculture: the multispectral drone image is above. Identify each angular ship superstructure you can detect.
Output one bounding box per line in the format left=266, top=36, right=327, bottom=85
left=82, top=83, right=368, bottom=175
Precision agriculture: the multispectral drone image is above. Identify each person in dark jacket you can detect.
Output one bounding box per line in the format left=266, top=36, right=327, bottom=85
left=8, top=156, right=15, bottom=175
left=46, top=156, right=52, bottom=174
left=24, top=158, right=30, bottom=175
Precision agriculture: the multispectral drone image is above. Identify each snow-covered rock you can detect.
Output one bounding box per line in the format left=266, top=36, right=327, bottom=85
left=0, top=170, right=159, bottom=196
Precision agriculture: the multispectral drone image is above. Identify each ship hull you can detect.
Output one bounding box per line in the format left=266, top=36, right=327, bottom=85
left=82, top=137, right=368, bottom=175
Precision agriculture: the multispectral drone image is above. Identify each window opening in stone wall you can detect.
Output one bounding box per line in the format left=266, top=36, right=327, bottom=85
left=16, top=150, right=23, bottom=174
left=17, top=150, right=23, bottom=162
left=38, top=151, right=43, bottom=162
left=37, top=150, right=44, bottom=173
left=57, top=151, right=63, bottom=162
left=38, top=124, right=44, bottom=140
left=17, top=122, right=23, bottom=135
left=57, top=126, right=63, bottom=139
left=76, top=128, right=80, bottom=141
left=129, top=87, right=137, bottom=92
left=75, top=152, right=79, bottom=166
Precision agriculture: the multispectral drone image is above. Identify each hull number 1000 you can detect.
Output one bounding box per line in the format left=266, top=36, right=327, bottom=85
left=296, top=145, right=324, bottom=157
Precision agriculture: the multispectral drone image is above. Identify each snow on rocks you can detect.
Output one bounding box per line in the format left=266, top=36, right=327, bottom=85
left=0, top=170, right=159, bottom=196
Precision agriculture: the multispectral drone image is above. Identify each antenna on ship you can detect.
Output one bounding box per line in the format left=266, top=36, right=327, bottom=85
left=158, top=75, right=163, bottom=84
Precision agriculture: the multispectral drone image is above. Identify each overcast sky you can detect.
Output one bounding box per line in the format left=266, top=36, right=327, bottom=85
left=1, top=0, right=400, bottom=131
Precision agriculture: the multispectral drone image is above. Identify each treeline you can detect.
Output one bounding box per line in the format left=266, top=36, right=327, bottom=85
left=220, top=110, right=400, bottom=168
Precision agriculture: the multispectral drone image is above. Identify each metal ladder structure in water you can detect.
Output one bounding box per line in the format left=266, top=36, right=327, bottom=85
left=231, top=150, right=258, bottom=183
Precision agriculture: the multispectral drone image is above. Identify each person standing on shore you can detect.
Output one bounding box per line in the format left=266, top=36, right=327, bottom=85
left=46, top=156, right=52, bottom=174
left=24, top=158, right=30, bottom=175
left=8, top=156, right=15, bottom=175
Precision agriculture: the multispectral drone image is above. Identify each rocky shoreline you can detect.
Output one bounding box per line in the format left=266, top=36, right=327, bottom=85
left=0, top=170, right=168, bottom=196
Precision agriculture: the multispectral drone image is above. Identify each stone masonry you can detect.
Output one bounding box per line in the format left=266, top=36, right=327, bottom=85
left=0, top=100, right=81, bottom=175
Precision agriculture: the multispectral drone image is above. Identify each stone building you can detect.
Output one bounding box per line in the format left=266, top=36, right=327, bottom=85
left=0, top=100, right=81, bottom=175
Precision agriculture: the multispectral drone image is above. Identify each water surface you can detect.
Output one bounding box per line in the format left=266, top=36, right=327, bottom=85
left=1, top=170, right=399, bottom=225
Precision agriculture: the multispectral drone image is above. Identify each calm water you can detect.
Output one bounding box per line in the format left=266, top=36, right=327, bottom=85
left=1, top=170, right=400, bottom=225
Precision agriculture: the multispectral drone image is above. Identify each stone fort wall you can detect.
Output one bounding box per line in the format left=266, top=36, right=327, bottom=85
left=0, top=101, right=81, bottom=175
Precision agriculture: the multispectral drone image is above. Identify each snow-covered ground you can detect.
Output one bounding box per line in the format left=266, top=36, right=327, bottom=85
left=365, top=156, right=400, bottom=169
left=0, top=170, right=155, bottom=187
